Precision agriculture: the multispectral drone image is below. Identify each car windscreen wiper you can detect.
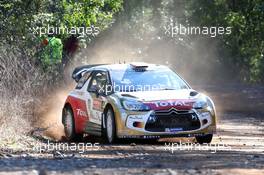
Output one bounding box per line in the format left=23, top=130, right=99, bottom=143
left=160, top=88, right=177, bottom=90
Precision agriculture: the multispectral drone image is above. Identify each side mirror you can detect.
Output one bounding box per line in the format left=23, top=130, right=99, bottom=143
left=89, top=86, right=104, bottom=97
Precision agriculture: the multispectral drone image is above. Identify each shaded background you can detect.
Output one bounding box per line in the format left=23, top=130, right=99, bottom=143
left=0, top=0, right=263, bottom=141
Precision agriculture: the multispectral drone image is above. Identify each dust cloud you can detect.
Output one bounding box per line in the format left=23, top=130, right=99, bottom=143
left=42, top=13, right=234, bottom=140
left=37, top=87, right=74, bottom=140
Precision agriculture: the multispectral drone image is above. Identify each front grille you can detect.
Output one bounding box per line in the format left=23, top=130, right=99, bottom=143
left=145, top=109, right=201, bottom=132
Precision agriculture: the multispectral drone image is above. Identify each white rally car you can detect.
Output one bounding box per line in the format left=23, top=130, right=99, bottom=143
left=62, top=62, right=217, bottom=143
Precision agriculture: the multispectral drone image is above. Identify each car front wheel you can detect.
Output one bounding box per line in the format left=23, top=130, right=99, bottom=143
left=105, top=107, right=117, bottom=143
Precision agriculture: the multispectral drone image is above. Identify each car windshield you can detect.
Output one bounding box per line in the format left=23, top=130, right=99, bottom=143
left=110, top=68, right=189, bottom=92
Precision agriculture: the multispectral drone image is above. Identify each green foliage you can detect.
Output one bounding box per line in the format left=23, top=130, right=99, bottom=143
left=0, top=0, right=263, bottom=83
left=0, top=0, right=123, bottom=68
left=187, top=0, right=264, bottom=83
left=112, top=0, right=264, bottom=83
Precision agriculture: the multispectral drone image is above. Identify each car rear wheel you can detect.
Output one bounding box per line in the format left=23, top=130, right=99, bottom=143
left=195, top=134, right=213, bottom=144
left=62, top=107, right=83, bottom=142
left=105, top=107, right=117, bottom=143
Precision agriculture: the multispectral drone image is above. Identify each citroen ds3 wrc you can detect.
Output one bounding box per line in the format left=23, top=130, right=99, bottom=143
left=62, top=62, right=217, bottom=144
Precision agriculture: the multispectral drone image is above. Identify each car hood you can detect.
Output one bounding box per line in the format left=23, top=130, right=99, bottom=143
left=117, top=89, right=198, bottom=101
left=116, top=89, right=201, bottom=110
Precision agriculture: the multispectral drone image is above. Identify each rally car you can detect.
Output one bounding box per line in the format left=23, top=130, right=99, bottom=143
left=62, top=62, right=217, bottom=144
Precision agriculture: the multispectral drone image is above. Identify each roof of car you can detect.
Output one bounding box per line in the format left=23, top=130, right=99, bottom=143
left=91, top=62, right=169, bottom=71
left=72, top=62, right=170, bottom=82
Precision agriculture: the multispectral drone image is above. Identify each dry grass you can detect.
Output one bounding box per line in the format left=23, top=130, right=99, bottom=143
left=0, top=45, right=64, bottom=148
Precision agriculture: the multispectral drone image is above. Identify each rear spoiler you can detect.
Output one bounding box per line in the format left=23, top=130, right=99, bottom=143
left=72, top=64, right=105, bottom=82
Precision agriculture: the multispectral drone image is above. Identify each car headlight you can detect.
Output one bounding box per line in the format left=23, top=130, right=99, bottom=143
left=193, top=96, right=216, bottom=115
left=206, top=97, right=216, bottom=116
left=121, top=99, right=150, bottom=111
left=193, top=99, right=208, bottom=109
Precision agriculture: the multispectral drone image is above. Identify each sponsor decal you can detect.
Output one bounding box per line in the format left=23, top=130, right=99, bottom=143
left=165, top=128, right=183, bottom=132
left=93, top=98, right=103, bottom=110
left=66, top=96, right=89, bottom=133
left=154, top=100, right=191, bottom=107
left=120, top=135, right=160, bottom=139
left=145, top=99, right=194, bottom=110
left=76, top=108, right=88, bottom=117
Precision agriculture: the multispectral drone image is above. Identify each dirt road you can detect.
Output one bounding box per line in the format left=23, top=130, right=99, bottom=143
left=0, top=85, right=263, bottom=175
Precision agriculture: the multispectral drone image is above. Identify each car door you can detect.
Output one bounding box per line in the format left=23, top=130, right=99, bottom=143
left=84, top=70, right=109, bottom=135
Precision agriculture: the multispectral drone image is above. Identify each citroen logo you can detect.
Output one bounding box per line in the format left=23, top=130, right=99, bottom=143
left=191, top=115, right=197, bottom=120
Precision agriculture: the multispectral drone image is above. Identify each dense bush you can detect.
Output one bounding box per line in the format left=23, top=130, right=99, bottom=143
left=187, top=0, right=264, bottom=83
left=0, top=0, right=123, bottom=138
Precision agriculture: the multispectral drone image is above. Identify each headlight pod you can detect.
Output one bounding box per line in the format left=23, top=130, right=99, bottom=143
left=122, top=99, right=150, bottom=111
left=193, top=99, right=208, bottom=109
left=206, top=97, right=216, bottom=116
left=193, top=96, right=216, bottom=115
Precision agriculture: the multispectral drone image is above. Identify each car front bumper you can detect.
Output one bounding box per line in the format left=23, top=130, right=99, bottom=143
left=114, top=107, right=216, bottom=138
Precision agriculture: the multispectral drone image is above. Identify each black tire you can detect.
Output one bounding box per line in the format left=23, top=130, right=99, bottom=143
left=195, top=134, right=213, bottom=144
left=62, top=107, right=83, bottom=142
left=101, top=114, right=107, bottom=143
left=105, top=107, right=117, bottom=143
